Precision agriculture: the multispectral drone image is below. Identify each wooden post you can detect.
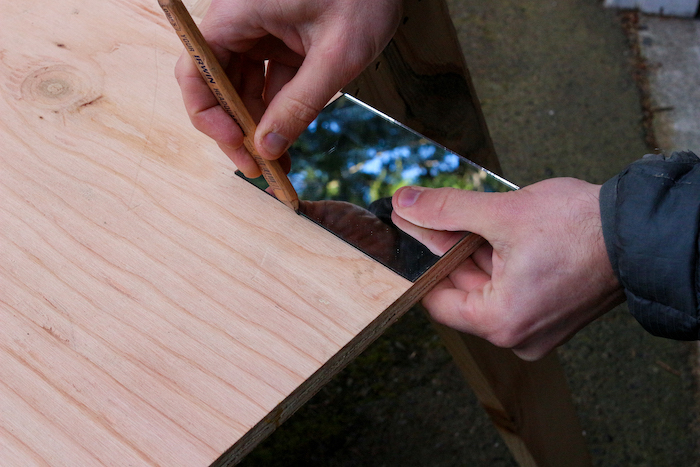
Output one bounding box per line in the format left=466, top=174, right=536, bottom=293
left=346, top=1, right=591, bottom=465
left=432, top=322, right=591, bottom=466
left=344, top=0, right=501, bottom=173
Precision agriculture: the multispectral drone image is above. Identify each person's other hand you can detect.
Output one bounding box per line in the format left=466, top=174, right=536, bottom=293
left=390, top=178, right=625, bottom=360
left=174, top=0, right=403, bottom=177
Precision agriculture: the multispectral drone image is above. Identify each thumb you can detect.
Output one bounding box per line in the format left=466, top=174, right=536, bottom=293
left=254, top=44, right=369, bottom=159
left=392, top=186, right=508, bottom=240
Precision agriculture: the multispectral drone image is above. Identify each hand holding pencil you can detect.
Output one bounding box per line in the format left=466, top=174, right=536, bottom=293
left=158, top=0, right=299, bottom=211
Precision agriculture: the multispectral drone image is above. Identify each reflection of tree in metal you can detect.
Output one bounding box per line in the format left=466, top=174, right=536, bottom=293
left=288, top=94, right=515, bottom=209
left=239, top=94, right=516, bottom=281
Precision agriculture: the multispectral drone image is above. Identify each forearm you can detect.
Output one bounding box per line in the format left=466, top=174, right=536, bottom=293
left=600, top=150, right=700, bottom=340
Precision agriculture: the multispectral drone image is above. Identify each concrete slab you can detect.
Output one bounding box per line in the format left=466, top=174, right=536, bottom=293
left=639, top=16, right=700, bottom=152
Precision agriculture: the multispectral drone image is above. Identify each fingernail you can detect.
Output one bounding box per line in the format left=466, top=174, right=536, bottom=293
left=262, top=131, right=289, bottom=157
left=397, top=187, right=423, bottom=208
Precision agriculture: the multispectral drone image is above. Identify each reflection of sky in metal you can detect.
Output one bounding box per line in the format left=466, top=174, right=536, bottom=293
left=287, top=94, right=515, bottom=207
left=307, top=119, right=343, bottom=134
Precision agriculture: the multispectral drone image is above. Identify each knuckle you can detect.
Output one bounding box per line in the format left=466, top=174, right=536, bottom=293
left=484, top=318, right=523, bottom=349
left=431, top=188, right=460, bottom=229
left=472, top=300, right=525, bottom=349
left=489, top=330, right=521, bottom=350
left=491, top=194, right=521, bottom=222
left=280, top=94, right=322, bottom=129
left=189, top=111, right=210, bottom=134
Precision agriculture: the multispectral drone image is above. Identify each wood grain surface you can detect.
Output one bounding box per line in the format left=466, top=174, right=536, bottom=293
left=0, top=1, right=412, bottom=465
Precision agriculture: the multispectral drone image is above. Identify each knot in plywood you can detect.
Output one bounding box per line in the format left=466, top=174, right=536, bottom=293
left=21, top=64, right=102, bottom=112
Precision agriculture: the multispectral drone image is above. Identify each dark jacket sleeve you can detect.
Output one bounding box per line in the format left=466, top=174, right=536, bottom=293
left=599, top=150, right=700, bottom=340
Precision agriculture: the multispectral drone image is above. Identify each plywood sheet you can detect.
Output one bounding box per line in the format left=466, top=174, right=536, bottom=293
left=0, top=1, right=412, bottom=465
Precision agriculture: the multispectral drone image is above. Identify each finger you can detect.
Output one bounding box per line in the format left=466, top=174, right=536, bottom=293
left=217, top=142, right=261, bottom=178
left=199, top=8, right=304, bottom=68
left=510, top=319, right=583, bottom=362
left=276, top=151, right=292, bottom=173
left=206, top=54, right=295, bottom=176
left=422, top=252, right=506, bottom=336
left=226, top=55, right=267, bottom=126
left=511, top=334, right=561, bottom=361
left=176, top=50, right=291, bottom=178
left=223, top=144, right=291, bottom=179
left=174, top=52, right=245, bottom=149
left=392, top=186, right=513, bottom=242
left=446, top=256, right=492, bottom=292
left=390, top=211, right=466, bottom=256
left=241, top=35, right=305, bottom=70
left=471, top=242, right=494, bottom=277
left=422, top=285, right=491, bottom=337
